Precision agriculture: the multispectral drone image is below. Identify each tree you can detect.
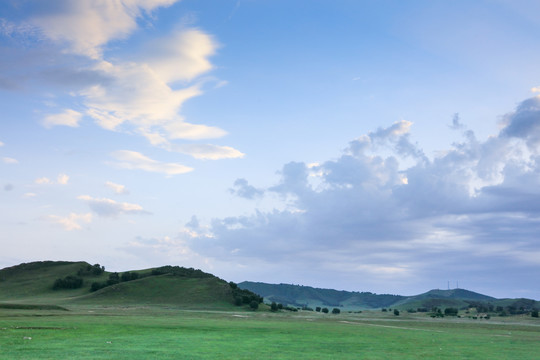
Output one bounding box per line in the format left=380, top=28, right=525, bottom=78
left=249, top=300, right=259, bottom=310
left=315, top=307, right=321, bottom=312
left=332, top=308, right=340, bottom=314
left=532, top=310, right=539, bottom=318
left=444, top=307, right=458, bottom=316
left=270, top=302, right=278, bottom=312
left=393, top=309, right=400, bottom=316
left=322, top=307, right=329, bottom=314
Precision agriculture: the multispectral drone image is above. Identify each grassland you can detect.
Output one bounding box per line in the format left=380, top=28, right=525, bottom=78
left=1, top=306, right=539, bottom=359
left=1, top=261, right=538, bottom=359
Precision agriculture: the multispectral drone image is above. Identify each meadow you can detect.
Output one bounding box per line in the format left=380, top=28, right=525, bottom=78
left=1, top=306, right=539, bottom=359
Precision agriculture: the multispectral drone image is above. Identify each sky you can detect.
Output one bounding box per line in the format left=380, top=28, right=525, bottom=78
left=1, top=0, right=540, bottom=300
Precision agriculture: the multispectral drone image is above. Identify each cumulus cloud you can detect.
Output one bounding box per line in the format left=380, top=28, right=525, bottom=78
left=34, top=173, right=70, bottom=185
left=42, top=109, right=82, bottom=128
left=77, top=195, right=149, bottom=217
left=44, top=212, right=93, bottom=231
left=230, top=178, right=264, bottom=199
left=110, top=150, right=193, bottom=175
left=105, top=181, right=129, bottom=194
left=500, top=95, right=540, bottom=148
left=183, top=96, right=540, bottom=294
left=2, top=157, right=18, bottom=164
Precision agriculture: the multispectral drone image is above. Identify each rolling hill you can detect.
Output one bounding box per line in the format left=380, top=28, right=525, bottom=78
left=238, top=281, right=539, bottom=312
left=0, top=261, right=260, bottom=310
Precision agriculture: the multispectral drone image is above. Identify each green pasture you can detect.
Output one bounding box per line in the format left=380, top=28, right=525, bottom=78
left=1, top=307, right=538, bottom=359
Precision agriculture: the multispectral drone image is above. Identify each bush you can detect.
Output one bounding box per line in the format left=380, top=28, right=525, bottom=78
left=393, top=309, right=400, bottom=316
left=270, top=302, right=278, bottom=312
left=322, top=307, right=329, bottom=314
left=532, top=310, right=539, bottom=318
left=249, top=300, right=259, bottom=310
left=53, top=275, right=83, bottom=290
left=444, top=307, right=459, bottom=316
left=332, top=308, right=341, bottom=314
left=315, top=306, right=321, bottom=312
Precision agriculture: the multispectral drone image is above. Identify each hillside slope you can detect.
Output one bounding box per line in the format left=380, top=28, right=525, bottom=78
left=0, top=261, right=260, bottom=309
left=238, top=281, right=404, bottom=309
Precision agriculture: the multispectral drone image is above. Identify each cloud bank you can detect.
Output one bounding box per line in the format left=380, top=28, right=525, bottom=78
left=139, top=95, right=540, bottom=296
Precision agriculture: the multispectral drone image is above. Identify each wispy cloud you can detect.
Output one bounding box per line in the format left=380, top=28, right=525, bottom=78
left=2, top=157, right=18, bottom=164
left=28, top=0, right=179, bottom=60
left=78, top=195, right=149, bottom=217
left=5, top=0, right=241, bottom=165
left=173, top=144, right=245, bottom=160
left=34, top=177, right=52, bottom=185
left=105, top=181, right=129, bottom=195
left=110, top=150, right=193, bottom=175
left=42, top=109, right=82, bottom=128
left=44, top=212, right=93, bottom=231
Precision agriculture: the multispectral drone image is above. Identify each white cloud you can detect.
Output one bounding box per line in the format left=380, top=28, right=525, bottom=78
left=57, top=173, right=69, bottom=185
left=173, top=144, right=245, bottom=160
left=105, top=181, right=129, bottom=194
left=35, top=177, right=52, bottom=185
left=110, top=150, right=193, bottom=175
left=42, top=109, right=82, bottom=128
left=532, top=86, right=540, bottom=93
left=29, top=0, right=179, bottom=59
left=5, top=1, right=239, bottom=165
left=34, top=174, right=70, bottom=185
left=143, top=29, right=218, bottom=83
left=0, top=141, right=4, bottom=147
left=78, top=194, right=148, bottom=217
left=2, top=157, right=18, bottom=164
left=45, top=212, right=93, bottom=231
left=23, top=193, right=37, bottom=198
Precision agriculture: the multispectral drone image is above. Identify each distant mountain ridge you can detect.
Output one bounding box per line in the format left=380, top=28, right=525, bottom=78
left=238, top=281, right=536, bottom=311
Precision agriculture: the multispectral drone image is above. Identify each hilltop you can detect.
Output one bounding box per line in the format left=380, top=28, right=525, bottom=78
left=0, top=261, right=261, bottom=310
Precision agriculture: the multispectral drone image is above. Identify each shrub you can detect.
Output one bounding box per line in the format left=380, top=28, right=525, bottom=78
left=322, top=307, right=329, bottom=314
left=332, top=308, right=341, bottom=314
left=249, top=300, right=259, bottom=310
left=444, top=307, right=459, bottom=316
left=532, top=310, right=539, bottom=318
left=53, top=275, right=83, bottom=290
left=393, top=309, right=400, bottom=316
left=315, top=307, right=321, bottom=312
left=270, top=302, right=278, bottom=312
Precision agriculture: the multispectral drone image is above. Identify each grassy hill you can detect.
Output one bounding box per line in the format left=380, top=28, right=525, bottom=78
left=0, top=261, right=260, bottom=310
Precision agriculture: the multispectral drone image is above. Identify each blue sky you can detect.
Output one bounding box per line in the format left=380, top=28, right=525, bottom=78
left=2, top=0, right=540, bottom=299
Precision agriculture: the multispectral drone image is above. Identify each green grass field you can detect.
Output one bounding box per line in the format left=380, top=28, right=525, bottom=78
left=1, top=306, right=539, bottom=359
